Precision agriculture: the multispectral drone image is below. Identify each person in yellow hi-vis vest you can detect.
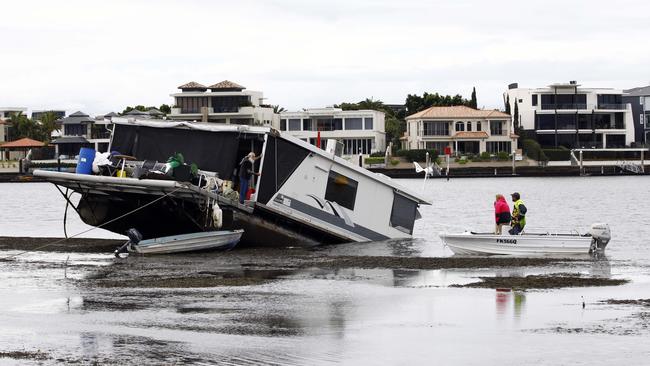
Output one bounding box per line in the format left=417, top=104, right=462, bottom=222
left=508, top=192, right=527, bottom=235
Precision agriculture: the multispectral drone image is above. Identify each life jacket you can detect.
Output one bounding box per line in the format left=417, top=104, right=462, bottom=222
left=512, top=199, right=526, bottom=227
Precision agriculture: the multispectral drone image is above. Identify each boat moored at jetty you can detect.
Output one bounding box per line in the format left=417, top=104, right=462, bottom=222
left=35, top=118, right=430, bottom=247
left=439, top=223, right=611, bottom=255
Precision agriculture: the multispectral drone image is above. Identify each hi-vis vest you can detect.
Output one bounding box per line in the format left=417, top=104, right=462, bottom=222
left=512, top=199, right=526, bottom=227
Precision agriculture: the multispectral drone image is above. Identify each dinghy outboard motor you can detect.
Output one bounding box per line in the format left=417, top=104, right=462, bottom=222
left=114, top=228, right=143, bottom=258
left=588, top=223, right=611, bottom=253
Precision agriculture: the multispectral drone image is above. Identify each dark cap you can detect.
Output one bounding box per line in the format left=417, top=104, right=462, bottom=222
left=510, top=192, right=520, bottom=200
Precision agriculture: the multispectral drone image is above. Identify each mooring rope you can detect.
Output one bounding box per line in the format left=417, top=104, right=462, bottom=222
left=2, top=186, right=185, bottom=260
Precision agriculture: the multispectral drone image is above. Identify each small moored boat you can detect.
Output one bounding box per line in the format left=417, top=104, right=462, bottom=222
left=115, top=229, right=244, bottom=256
left=439, top=223, right=611, bottom=256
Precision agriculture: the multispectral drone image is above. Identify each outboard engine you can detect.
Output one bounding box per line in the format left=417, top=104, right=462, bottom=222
left=114, top=228, right=143, bottom=258
left=588, top=223, right=611, bottom=252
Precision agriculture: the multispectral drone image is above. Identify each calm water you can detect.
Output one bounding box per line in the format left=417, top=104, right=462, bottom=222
left=1, top=177, right=650, bottom=365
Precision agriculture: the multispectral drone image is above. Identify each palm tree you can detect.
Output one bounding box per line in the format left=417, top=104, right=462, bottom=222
left=273, top=105, right=286, bottom=113
left=39, top=111, right=60, bottom=142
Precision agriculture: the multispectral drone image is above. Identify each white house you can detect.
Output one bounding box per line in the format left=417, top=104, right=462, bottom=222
left=168, top=80, right=279, bottom=126
left=279, top=107, right=386, bottom=156
left=505, top=81, right=634, bottom=148
left=0, top=107, right=28, bottom=143
left=404, top=105, right=516, bottom=155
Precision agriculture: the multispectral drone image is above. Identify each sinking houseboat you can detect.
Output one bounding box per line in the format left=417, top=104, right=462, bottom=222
left=35, top=118, right=430, bottom=246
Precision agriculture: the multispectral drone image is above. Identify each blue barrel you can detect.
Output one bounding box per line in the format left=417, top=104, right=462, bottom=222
left=76, top=148, right=96, bottom=174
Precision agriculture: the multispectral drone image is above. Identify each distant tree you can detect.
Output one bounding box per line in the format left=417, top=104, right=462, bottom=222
left=405, top=92, right=471, bottom=114
left=505, top=94, right=511, bottom=115
left=470, top=87, right=477, bottom=109
left=39, top=111, right=61, bottom=142
left=7, top=112, right=46, bottom=141
left=335, top=98, right=395, bottom=118
left=513, top=99, right=520, bottom=135
left=272, top=105, right=286, bottom=113
left=385, top=116, right=406, bottom=150
left=159, top=104, right=171, bottom=114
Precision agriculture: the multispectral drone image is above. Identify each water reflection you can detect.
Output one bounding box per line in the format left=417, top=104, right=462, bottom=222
left=495, top=290, right=527, bottom=320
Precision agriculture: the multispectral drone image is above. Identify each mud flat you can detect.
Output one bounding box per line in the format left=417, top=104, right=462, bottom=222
left=0, top=236, right=122, bottom=253
left=453, top=273, right=628, bottom=289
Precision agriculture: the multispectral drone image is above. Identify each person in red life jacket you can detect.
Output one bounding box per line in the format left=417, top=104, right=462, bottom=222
left=494, top=194, right=511, bottom=235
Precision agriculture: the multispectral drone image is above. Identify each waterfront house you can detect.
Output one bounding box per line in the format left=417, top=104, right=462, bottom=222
left=403, top=105, right=515, bottom=155
left=168, top=80, right=278, bottom=126
left=279, top=107, right=386, bottom=156
left=31, top=109, right=66, bottom=121
left=51, top=111, right=111, bottom=157
left=505, top=81, right=634, bottom=148
left=0, top=107, right=28, bottom=143
left=622, top=85, right=650, bottom=144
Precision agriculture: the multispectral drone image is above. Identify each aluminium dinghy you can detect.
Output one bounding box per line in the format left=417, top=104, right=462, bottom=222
left=115, top=229, right=243, bottom=256
left=439, top=223, right=611, bottom=256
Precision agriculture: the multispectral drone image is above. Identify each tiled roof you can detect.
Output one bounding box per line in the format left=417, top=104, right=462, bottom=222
left=452, top=131, right=490, bottom=139
left=208, top=80, right=245, bottom=90
left=178, top=81, right=207, bottom=89
left=0, top=137, right=45, bottom=148
left=406, top=105, right=510, bottom=120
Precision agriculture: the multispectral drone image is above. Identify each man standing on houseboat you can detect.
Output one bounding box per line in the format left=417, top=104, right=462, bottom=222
left=508, top=192, right=527, bottom=235
left=239, top=152, right=261, bottom=204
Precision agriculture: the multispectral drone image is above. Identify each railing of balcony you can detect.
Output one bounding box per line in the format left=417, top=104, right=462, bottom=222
left=213, top=106, right=239, bottom=113
left=540, top=103, right=588, bottom=110
left=596, top=104, right=627, bottom=110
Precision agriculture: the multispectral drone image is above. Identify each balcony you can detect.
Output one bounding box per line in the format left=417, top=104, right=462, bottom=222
left=596, top=104, right=627, bottom=110
left=540, top=103, right=587, bottom=110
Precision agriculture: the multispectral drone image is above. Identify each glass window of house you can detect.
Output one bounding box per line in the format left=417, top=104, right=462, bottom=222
left=364, top=117, right=373, bottom=130
left=466, top=122, right=472, bottom=131
left=490, top=120, right=503, bottom=135
left=345, top=118, right=363, bottom=130
left=280, top=119, right=287, bottom=130
left=476, top=121, right=481, bottom=131
left=288, top=119, right=301, bottom=131
left=303, top=119, right=312, bottom=131
left=325, top=170, right=358, bottom=210
left=333, top=118, right=343, bottom=130
left=455, top=121, right=464, bottom=132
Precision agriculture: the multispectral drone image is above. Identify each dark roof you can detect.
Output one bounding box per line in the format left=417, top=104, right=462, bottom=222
left=104, top=112, right=119, bottom=117
left=624, top=86, right=650, bottom=96
left=51, top=136, right=90, bottom=144
left=178, top=81, right=207, bottom=90
left=125, top=109, right=148, bottom=115
left=208, top=80, right=245, bottom=90
left=147, top=108, right=164, bottom=115
left=60, top=111, right=94, bottom=125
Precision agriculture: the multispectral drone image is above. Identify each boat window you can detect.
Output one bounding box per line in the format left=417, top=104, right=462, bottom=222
left=390, top=193, right=417, bottom=234
left=325, top=170, right=358, bottom=210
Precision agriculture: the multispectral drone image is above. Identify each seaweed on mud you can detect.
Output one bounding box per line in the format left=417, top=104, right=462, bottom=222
left=301, top=256, right=581, bottom=270
left=452, top=273, right=628, bottom=289
left=604, top=299, right=650, bottom=306
left=96, top=276, right=272, bottom=288
left=0, top=350, right=50, bottom=361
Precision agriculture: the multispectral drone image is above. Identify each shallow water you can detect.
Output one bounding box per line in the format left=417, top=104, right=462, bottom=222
left=1, top=178, right=650, bottom=365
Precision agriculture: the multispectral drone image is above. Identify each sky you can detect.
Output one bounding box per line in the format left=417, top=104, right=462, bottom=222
left=1, top=0, right=649, bottom=115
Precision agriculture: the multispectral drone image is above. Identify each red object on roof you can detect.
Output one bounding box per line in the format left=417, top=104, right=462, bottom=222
left=0, top=137, right=46, bottom=148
